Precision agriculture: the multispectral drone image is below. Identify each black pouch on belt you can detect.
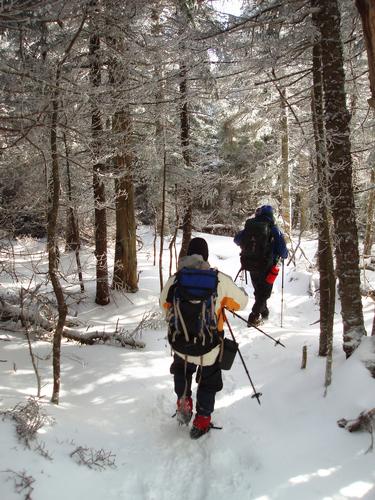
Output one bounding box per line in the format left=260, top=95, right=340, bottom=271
left=220, top=338, right=239, bottom=370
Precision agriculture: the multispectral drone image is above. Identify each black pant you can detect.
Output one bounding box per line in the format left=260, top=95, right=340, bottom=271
left=249, top=269, right=273, bottom=316
left=170, top=354, right=223, bottom=417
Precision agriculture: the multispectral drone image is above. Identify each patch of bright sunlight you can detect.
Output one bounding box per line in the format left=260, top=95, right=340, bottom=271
left=5, top=343, right=31, bottom=351
left=71, top=383, right=95, bottom=395
left=253, top=496, right=270, bottom=500
left=154, top=382, right=171, bottom=390
left=115, top=398, right=136, bottom=405
left=215, top=386, right=252, bottom=409
left=290, top=467, right=339, bottom=485
left=214, top=0, right=242, bottom=16
left=340, top=481, right=374, bottom=498
left=9, top=365, right=34, bottom=375
left=91, top=397, right=104, bottom=405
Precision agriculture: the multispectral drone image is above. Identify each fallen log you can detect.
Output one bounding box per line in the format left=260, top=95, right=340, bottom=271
left=0, top=298, right=52, bottom=331
left=0, top=298, right=81, bottom=331
left=0, top=296, right=146, bottom=349
left=62, top=327, right=145, bottom=349
left=337, top=408, right=375, bottom=453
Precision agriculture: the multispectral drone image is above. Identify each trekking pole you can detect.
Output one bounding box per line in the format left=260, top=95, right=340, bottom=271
left=223, top=312, right=262, bottom=405
left=234, top=267, right=242, bottom=282
left=281, top=259, right=285, bottom=328
left=224, top=308, right=286, bottom=348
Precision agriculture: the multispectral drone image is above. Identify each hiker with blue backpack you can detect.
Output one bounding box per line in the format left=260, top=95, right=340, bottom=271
left=234, top=205, right=288, bottom=327
left=160, top=237, right=248, bottom=439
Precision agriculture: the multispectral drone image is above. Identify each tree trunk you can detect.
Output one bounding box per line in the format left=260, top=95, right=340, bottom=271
left=356, top=0, right=375, bottom=108
left=292, top=193, right=300, bottom=230
left=112, top=160, right=138, bottom=292
left=152, top=8, right=167, bottom=291
left=63, top=132, right=80, bottom=252
left=107, top=29, right=138, bottom=292
left=179, top=202, right=192, bottom=259
left=169, top=185, right=179, bottom=276
left=47, top=14, right=86, bottom=404
left=153, top=213, right=157, bottom=266
left=159, top=146, right=167, bottom=291
left=280, top=88, right=291, bottom=238
left=300, top=164, right=310, bottom=234
left=63, top=131, right=84, bottom=293
left=49, top=83, right=68, bottom=405
left=178, top=58, right=193, bottom=260
left=313, top=0, right=366, bottom=358
left=364, top=166, right=375, bottom=257
left=89, top=28, right=110, bottom=306
left=311, top=39, right=336, bottom=360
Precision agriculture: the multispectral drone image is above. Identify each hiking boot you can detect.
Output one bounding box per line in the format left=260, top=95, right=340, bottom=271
left=176, top=397, right=193, bottom=425
left=247, top=312, right=261, bottom=327
left=190, top=414, right=211, bottom=439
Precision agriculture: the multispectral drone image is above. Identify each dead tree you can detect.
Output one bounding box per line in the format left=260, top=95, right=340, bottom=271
left=48, top=13, right=87, bottom=404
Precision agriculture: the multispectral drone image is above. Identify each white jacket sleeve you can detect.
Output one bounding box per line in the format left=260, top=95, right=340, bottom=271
left=159, top=275, right=176, bottom=314
left=216, top=271, right=248, bottom=311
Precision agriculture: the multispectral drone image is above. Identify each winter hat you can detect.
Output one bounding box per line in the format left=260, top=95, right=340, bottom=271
left=256, top=205, right=274, bottom=217
left=187, top=237, right=209, bottom=261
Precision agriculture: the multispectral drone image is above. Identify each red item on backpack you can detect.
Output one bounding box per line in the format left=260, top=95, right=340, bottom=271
left=266, top=265, right=279, bottom=284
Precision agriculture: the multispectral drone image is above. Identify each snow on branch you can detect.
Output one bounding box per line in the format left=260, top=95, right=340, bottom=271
left=0, top=398, right=54, bottom=448
left=3, top=469, right=35, bottom=500
left=62, top=326, right=145, bottom=349
left=70, top=446, right=116, bottom=470
left=62, top=311, right=157, bottom=349
left=0, top=296, right=52, bottom=331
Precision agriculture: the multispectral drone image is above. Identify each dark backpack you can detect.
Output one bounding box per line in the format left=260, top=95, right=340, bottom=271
left=166, top=268, right=220, bottom=357
left=240, top=219, right=273, bottom=272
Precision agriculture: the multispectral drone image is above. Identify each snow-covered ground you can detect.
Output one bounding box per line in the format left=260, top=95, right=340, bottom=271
left=1, top=228, right=374, bottom=500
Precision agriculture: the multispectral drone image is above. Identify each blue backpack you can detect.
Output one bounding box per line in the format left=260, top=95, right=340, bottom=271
left=166, top=268, right=220, bottom=356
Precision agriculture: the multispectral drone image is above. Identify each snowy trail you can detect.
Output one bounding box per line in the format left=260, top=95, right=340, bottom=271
left=1, top=232, right=375, bottom=499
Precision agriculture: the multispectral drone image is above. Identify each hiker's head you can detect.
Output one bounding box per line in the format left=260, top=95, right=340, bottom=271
left=256, top=205, right=274, bottom=218
left=187, top=237, right=209, bottom=261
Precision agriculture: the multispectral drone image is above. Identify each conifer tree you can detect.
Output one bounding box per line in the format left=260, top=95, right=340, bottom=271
left=313, top=0, right=366, bottom=357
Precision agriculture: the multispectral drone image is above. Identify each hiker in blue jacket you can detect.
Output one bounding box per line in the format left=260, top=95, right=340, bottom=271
left=234, top=205, right=288, bottom=326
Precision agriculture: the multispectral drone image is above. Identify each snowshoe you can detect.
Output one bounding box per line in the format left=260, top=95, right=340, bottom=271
left=190, top=414, right=211, bottom=439
left=176, top=397, right=193, bottom=426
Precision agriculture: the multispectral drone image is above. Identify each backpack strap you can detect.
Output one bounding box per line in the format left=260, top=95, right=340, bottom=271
left=218, top=335, right=224, bottom=363
left=196, top=357, right=203, bottom=385
left=174, top=297, right=190, bottom=342
left=182, top=355, right=188, bottom=400
left=200, top=301, right=206, bottom=346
